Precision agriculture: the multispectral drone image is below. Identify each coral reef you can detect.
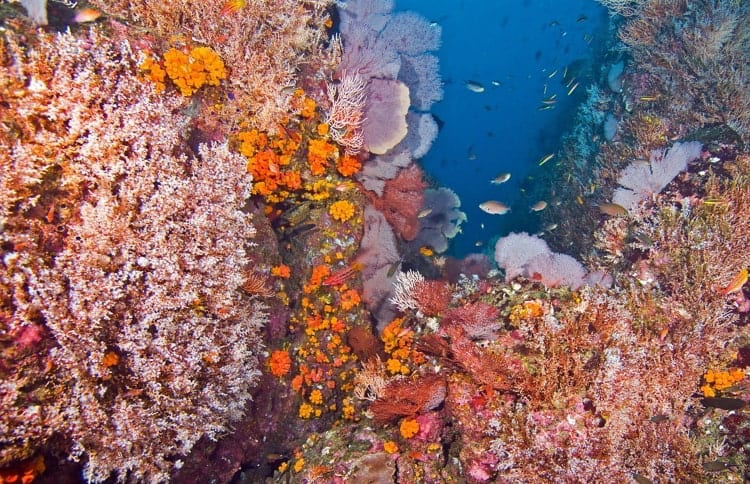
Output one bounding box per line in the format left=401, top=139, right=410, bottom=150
left=3, top=0, right=750, bottom=482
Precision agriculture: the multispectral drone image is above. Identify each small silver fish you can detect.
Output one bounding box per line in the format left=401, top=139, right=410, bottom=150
left=479, top=200, right=511, bottom=215
left=491, top=80, right=501, bottom=86
left=465, top=80, right=485, bottom=93
left=538, top=153, right=555, bottom=166
left=542, top=222, right=558, bottom=231
left=530, top=200, right=548, bottom=212
left=417, top=207, right=433, bottom=218
left=490, top=172, right=511, bottom=184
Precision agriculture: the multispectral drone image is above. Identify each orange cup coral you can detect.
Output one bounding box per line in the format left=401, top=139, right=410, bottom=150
left=269, top=349, right=292, bottom=377
left=399, top=417, right=420, bottom=439
left=329, top=200, right=356, bottom=222
left=163, top=46, right=227, bottom=96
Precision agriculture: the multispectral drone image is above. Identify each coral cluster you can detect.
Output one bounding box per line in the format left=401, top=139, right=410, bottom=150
left=0, top=27, right=266, bottom=482
left=88, top=0, right=336, bottom=132
left=4, top=0, right=750, bottom=482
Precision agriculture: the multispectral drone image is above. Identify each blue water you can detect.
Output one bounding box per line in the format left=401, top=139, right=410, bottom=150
left=397, top=0, right=609, bottom=257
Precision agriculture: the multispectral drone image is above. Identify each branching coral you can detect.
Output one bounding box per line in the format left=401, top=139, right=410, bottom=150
left=89, top=0, right=336, bottom=132
left=0, top=27, right=266, bottom=482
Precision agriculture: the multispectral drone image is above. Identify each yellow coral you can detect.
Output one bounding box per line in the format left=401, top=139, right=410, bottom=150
left=329, top=200, right=356, bottom=222
left=163, top=46, right=227, bottom=96
left=309, top=389, right=324, bottom=405
left=299, top=403, right=314, bottom=418
left=701, top=368, right=744, bottom=397
left=140, top=56, right=166, bottom=92
left=399, top=418, right=420, bottom=439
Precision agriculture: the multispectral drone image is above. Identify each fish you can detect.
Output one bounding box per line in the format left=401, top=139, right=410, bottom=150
left=465, top=81, right=485, bottom=93
left=490, top=172, right=511, bottom=184
left=530, top=200, right=548, bottom=212
left=73, top=7, right=102, bottom=23
left=479, top=200, right=511, bottom=215
left=598, top=203, right=628, bottom=217
left=542, top=222, right=558, bottom=231
left=632, top=231, right=654, bottom=247
left=576, top=14, right=588, bottom=22
left=702, top=198, right=728, bottom=206
left=474, top=240, right=484, bottom=247
left=419, top=246, right=434, bottom=257
left=719, top=267, right=748, bottom=296
left=700, top=397, right=747, bottom=410
left=538, top=104, right=555, bottom=111
left=702, top=460, right=734, bottom=472
left=639, top=95, right=660, bottom=102
left=538, top=153, right=555, bottom=166
left=220, top=0, right=247, bottom=15
left=387, top=260, right=401, bottom=278
left=491, top=80, right=502, bottom=86
left=541, top=94, right=558, bottom=104
left=647, top=414, right=669, bottom=423
left=417, top=207, right=433, bottom=218
left=280, top=223, right=317, bottom=240
left=631, top=474, right=654, bottom=484
left=547, top=69, right=558, bottom=78
left=567, top=81, right=580, bottom=96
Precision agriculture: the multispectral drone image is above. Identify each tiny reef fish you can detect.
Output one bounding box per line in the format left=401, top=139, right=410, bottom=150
left=538, top=153, right=555, bottom=166
left=719, top=267, right=748, bottom=296
left=529, top=200, right=548, bottom=212
left=490, top=172, right=511, bottom=184
left=464, top=80, right=485, bottom=93
left=479, top=200, right=511, bottom=215
left=597, top=202, right=628, bottom=217
left=73, top=8, right=102, bottom=23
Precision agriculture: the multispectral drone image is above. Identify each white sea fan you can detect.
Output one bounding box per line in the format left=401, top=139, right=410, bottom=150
left=612, top=141, right=703, bottom=212
left=494, top=232, right=552, bottom=282
left=390, top=269, right=425, bottom=312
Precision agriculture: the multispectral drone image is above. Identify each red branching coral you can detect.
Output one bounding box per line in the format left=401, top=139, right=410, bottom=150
left=412, top=280, right=452, bottom=316
left=442, top=302, right=500, bottom=340
left=369, top=374, right=446, bottom=424
left=369, top=164, right=427, bottom=241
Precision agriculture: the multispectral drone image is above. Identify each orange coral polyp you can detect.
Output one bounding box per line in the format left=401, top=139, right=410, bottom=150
left=269, top=349, right=292, bottom=377
left=339, top=288, right=361, bottom=310
left=336, top=154, right=361, bottom=177
left=163, top=46, right=227, bottom=97
left=309, top=265, right=331, bottom=287
left=329, top=200, right=356, bottom=222
left=271, top=264, right=292, bottom=278
left=399, top=418, right=420, bottom=439
left=307, top=139, right=337, bottom=176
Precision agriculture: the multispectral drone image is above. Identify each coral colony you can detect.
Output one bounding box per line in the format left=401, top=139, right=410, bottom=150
left=1, top=0, right=750, bottom=483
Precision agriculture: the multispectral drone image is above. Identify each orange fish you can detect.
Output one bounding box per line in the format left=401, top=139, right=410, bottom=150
left=720, top=268, right=748, bottom=296
left=220, top=0, right=247, bottom=15
left=73, top=8, right=101, bottom=23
